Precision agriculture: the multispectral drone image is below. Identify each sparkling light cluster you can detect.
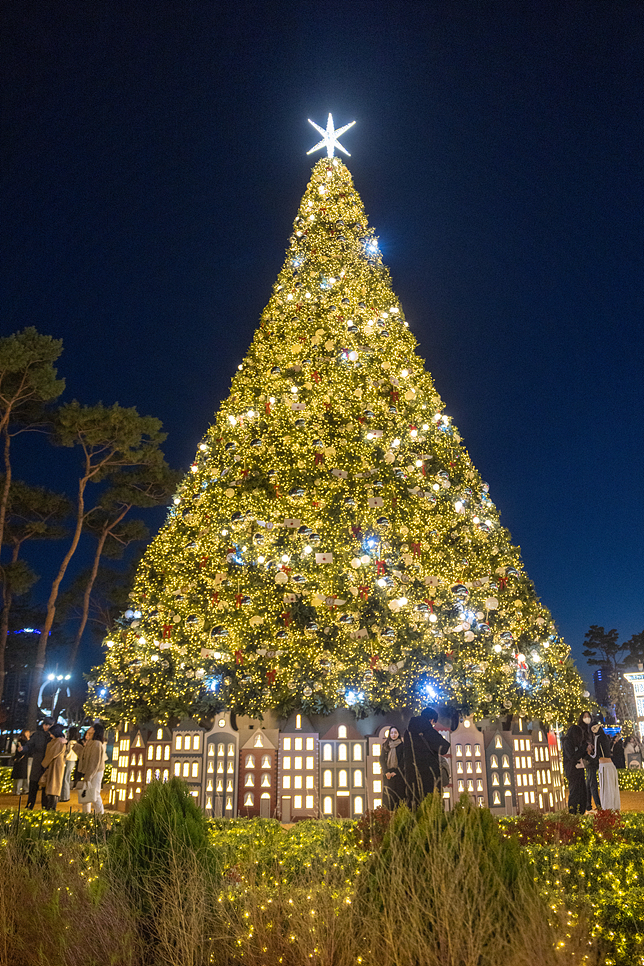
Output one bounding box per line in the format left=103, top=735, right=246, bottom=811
left=88, top=157, right=587, bottom=726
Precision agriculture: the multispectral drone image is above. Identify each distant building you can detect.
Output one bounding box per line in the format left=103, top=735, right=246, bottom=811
left=594, top=666, right=612, bottom=706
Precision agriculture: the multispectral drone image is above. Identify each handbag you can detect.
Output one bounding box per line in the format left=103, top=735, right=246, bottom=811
left=74, top=780, right=87, bottom=792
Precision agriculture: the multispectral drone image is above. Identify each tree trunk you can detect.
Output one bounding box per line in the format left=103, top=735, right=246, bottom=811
left=0, top=424, right=12, bottom=555
left=0, top=543, right=20, bottom=706
left=67, top=504, right=130, bottom=673
left=26, top=475, right=88, bottom=728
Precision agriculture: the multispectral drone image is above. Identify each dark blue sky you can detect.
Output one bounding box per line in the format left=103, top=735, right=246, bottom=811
left=2, top=1, right=643, bottom=684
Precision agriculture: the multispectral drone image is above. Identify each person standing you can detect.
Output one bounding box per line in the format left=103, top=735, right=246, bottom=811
left=60, top=727, right=81, bottom=802
left=562, top=724, right=588, bottom=814
left=11, top=730, right=31, bottom=796
left=39, top=723, right=67, bottom=810
left=588, top=720, right=621, bottom=811
left=78, top=723, right=107, bottom=815
left=579, top=710, right=601, bottom=811
left=611, top=735, right=626, bottom=770
left=404, top=707, right=450, bottom=808
left=24, top=719, right=52, bottom=809
left=380, top=726, right=406, bottom=809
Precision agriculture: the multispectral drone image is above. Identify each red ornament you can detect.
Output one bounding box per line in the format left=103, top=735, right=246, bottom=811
left=312, top=370, right=321, bottom=383
left=358, top=585, right=369, bottom=600
left=410, top=541, right=422, bottom=559
left=370, top=654, right=380, bottom=669
left=281, top=611, right=292, bottom=627
left=498, top=577, right=508, bottom=591
left=265, top=400, right=272, bottom=414
left=390, top=389, right=400, bottom=402
left=376, top=560, right=387, bottom=577
left=424, top=598, right=434, bottom=613
left=235, top=650, right=244, bottom=666
left=162, top=624, right=172, bottom=639
left=199, top=555, right=210, bottom=569
left=267, top=669, right=277, bottom=686
left=210, top=592, right=220, bottom=606
left=314, top=452, right=325, bottom=465
left=235, top=594, right=243, bottom=609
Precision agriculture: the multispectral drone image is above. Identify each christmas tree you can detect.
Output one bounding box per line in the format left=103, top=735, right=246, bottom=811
left=89, top=139, right=587, bottom=727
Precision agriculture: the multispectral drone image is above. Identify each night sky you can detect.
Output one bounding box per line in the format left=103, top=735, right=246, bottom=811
left=2, top=1, right=643, bottom=686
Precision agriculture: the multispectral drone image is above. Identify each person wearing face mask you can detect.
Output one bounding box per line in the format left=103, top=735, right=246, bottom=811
left=579, top=711, right=601, bottom=811
left=562, top=724, right=588, bottom=814
left=588, top=719, right=621, bottom=811
left=380, top=726, right=406, bottom=809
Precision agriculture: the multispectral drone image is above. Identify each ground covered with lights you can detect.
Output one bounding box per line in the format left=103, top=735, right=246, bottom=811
left=1, top=781, right=644, bottom=966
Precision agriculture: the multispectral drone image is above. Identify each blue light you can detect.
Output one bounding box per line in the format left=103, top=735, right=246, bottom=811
left=292, top=256, right=304, bottom=267
left=364, top=239, right=379, bottom=257
left=363, top=536, right=377, bottom=551
left=422, top=683, right=440, bottom=701
left=346, top=689, right=364, bottom=706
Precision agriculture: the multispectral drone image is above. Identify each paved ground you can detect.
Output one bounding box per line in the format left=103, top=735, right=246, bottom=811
left=0, top=789, right=113, bottom=813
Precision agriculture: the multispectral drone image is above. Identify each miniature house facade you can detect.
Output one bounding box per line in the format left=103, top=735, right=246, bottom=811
left=277, top=712, right=319, bottom=822
left=319, top=723, right=367, bottom=819
left=238, top=729, right=277, bottom=818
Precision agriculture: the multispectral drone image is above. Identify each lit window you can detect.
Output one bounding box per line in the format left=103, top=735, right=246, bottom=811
left=503, top=773, right=511, bottom=786
left=245, top=754, right=255, bottom=768
left=338, top=769, right=348, bottom=788
left=466, top=761, right=473, bottom=774
left=456, top=745, right=462, bottom=757
left=162, top=769, right=169, bottom=782
left=228, top=743, right=235, bottom=756
left=354, top=796, right=364, bottom=814
left=476, top=779, right=483, bottom=791
left=527, top=757, right=532, bottom=769
left=537, top=769, right=542, bottom=785
left=323, top=796, right=333, bottom=814
left=353, top=744, right=363, bottom=761
left=303, top=756, right=313, bottom=770
left=294, top=775, right=302, bottom=789
left=184, top=736, right=191, bottom=751
left=146, top=769, right=152, bottom=783
left=372, top=743, right=381, bottom=756
left=305, top=795, right=314, bottom=809
left=283, top=738, right=291, bottom=751
left=294, top=795, right=302, bottom=809
left=323, top=769, right=333, bottom=787
left=373, top=779, right=382, bottom=793
left=295, top=738, right=303, bottom=751
left=538, top=731, right=543, bottom=743
left=457, top=780, right=464, bottom=792
left=156, top=745, right=162, bottom=761
left=261, top=774, right=271, bottom=787
left=225, top=797, right=233, bottom=811
left=217, top=743, right=224, bottom=756
left=513, top=739, right=519, bottom=751
left=227, top=761, right=234, bottom=773
left=338, top=744, right=348, bottom=761
left=521, top=756, right=526, bottom=769
left=261, top=755, right=271, bottom=769
left=474, top=744, right=481, bottom=757
left=353, top=769, right=363, bottom=787
left=457, top=761, right=464, bottom=774
left=306, top=737, right=314, bottom=750
left=475, top=761, right=482, bottom=773
left=193, top=735, right=200, bottom=751
left=253, top=733, right=264, bottom=747
left=323, top=744, right=333, bottom=761
left=157, top=728, right=163, bottom=740
left=338, top=725, right=347, bottom=739
left=373, top=761, right=381, bottom=775
left=466, top=780, right=474, bottom=792
left=191, top=762, right=199, bottom=778
left=295, top=715, right=302, bottom=730
left=530, top=791, right=535, bottom=803
left=208, top=744, right=215, bottom=757
left=517, top=774, right=523, bottom=787
left=175, top=736, right=182, bottom=751
left=305, top=775, right=314, bottom=789
left=465, top=744, right=472, bottom=757
left=493, top=791, right=501, bottom=805
left=502, top=755, right=509, bottom=768
left=244, top=792, right=254, bottom=806
left=283, top=775, right=291, bottom=789
left=182, top=762, right=190, bottom=777
left=495, top=735, right=503, bottom=749
left=528, top=774, right=533, bottom=786
left=147, top=746, right=154, bottom=760
left=283, top=756, right=291, bottom=770
left=174, top=762, right=181, bottom=776
left=217, top=761, right=224, bottom=774
left=492, top=774, right=499, bottom=786
left=294, top=756, right=303, bottom=770
left=245, top=774, right=255, bottom=787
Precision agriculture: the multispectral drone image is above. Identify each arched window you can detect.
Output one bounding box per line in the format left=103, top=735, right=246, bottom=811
left=493, top=791, right=501, bottom=805
left=193, top=735, right=200, bottom=751
left=338, top=725, right=347, bottom=739
left=502, top=755, right=510, bottom=768
left=261, top=774, right=271, bottom=787
left=162, top=769, right=169, bottom=782
left=147, top=746, right=154, bottom=760
left=323, top=769, right=333, bottom=787
left=490, top=755, right=499, bottom=768
left=353, top=769, right=363, bottom=787
left=492, top=773, right=499, bottom=786
left=338, top=769, right=348, bottom=788
left=322, top=796, right=333, bottom=815
left=353, top=796, right=364, bottom=814
left=323, top=743, right=333, bottom=761
left=352, top=744, right=363, bottom=761
left=338, top=743, right=348, bottom=761
left=245, top=774, right=255, bottom=787
left=494, top=735, right=503, bottom=749
left=184, top=736, right=191, bottom=751
left=145, top=769, right=152, bottom=783
left=244, top=792, right=254, bottom=806
left=245, top=754, right=255, bottom=768
left=261, top=755, right=271, bottom=769
left=156, top=745, right=162, bottom=760
left=217, top=743, right=225, bottom=756
left=253, top=732, right=264, bottom=747
left=182, top=762, right=189, bottom=777
left=191, top=762, right=199, bottom=778
left=164, top=745, right=170, bottom=760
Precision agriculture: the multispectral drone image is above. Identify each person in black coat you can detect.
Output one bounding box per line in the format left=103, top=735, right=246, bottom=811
left=11, top=730, right=31, bottom=795
left=380, top=726, right=406, bottom=809
left=24, top=718, right=52, bottom=809
left=404, top=707, right=450, bottom=808
left=562, top=724, right=588, bottom=814
left=612, top=736, right=626, bottom=770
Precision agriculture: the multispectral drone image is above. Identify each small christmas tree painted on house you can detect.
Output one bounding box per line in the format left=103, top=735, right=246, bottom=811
left=89, top=120, right=587, bottom=728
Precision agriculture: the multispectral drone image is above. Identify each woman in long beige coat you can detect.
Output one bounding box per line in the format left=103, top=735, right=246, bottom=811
left=40, top=723, right=67, bottom=810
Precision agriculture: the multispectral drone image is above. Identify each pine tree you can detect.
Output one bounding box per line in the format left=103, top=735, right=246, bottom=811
left=89, top=157, right=587, bottom=727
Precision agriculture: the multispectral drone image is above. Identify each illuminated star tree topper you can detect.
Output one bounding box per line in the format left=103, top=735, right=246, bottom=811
left=307, top=113, right=356, bottom=158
